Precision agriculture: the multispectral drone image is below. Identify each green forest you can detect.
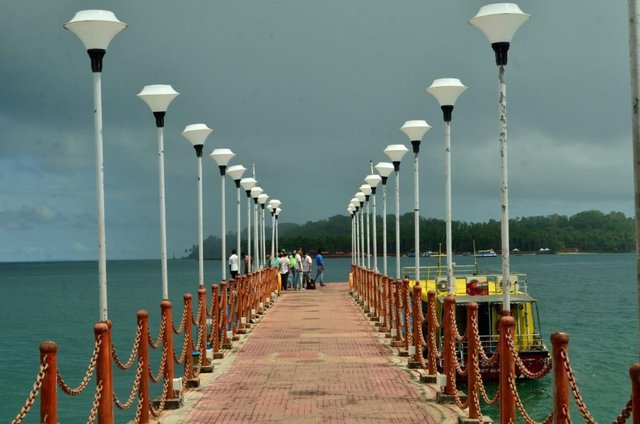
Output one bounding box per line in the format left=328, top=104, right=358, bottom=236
left=183, top=210, right=635, bottom=259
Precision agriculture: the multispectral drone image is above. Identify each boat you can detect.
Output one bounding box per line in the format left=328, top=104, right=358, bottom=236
left=475, top=248, right=497, bottom=257
left=405, top=264, right=549, bottom=381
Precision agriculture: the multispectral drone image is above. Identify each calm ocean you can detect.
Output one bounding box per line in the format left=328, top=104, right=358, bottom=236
left=1, top=254, right=637, bottom=422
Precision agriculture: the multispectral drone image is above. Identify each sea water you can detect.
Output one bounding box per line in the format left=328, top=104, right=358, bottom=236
left=0, top=254, right=637, bottom=422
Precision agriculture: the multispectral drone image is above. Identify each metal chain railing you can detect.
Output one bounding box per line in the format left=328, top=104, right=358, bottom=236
left=173, top=303, right=189, bottom=335
left=505, top=331, right=552, bottom=379
left=561, top=348, right=597, bottom=423
left=150, top=346, right=168, bottom=384
left=614, top=398, right=633, bottom=424
left=10, top=356, right=49, bottom=424
left=114, top=358, right=144, bottom=410
left=86, top=380, right=103, bottom=424
left=57, top=334, right=102, bottom=396
left=149, top=314, right=167, bottom=350
left=113, top=323, right=143, bottom=370
left=507, top=370, right=552, bottom=424
left=150, top=364, right=171, bottom=416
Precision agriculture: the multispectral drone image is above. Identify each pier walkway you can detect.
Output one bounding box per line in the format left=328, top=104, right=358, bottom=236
left=163, top=283, right=462, bottom=423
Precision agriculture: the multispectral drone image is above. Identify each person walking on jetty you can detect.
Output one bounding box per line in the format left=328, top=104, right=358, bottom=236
left=314, top=249, right=326, bottom=286
left=294, top=248, right=303, bottom=290
left=229, top=249, right=239, bottom=281
left=288, top=251, right=296, bottom=289
left=278, top=251, right=289, bottom=291
left=243, top=252, right=252, bottom=275
left=302, top=249, right=312, bottom=289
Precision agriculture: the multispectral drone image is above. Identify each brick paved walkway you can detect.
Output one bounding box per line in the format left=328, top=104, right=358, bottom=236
left=178, top=283, right=461, bottom=423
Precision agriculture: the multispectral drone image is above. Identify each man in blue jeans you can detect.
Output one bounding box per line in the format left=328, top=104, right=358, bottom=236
left=314, top=248, right=326, bottom=286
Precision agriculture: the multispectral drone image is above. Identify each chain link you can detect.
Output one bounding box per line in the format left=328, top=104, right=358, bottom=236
left=149, top=368, right=171, bottom=415
left=193, top=296, right=203, bottom=327
left=173, top=303, right=188, bottom=335
left=57, top=334, right=102, bottom=396
left=149, top=314, right=167, bottom=350
left=86, top=380, right=103, bottom=424
left=10, top=356, right=49, bottom=424
left=505, top=331, right=552, bottom=379
left=150, top=346, right=168, bottom=383
left=113, top=323, right=143, bottom=370
left=114, top=358, right=144, bottom=410
left=561, top=349, right=597, bottom=423
left=614, top=398, right=633, bottom=424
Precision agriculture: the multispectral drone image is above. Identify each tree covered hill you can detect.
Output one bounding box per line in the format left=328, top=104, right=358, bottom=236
left=183, top=210, right=635, bottom=259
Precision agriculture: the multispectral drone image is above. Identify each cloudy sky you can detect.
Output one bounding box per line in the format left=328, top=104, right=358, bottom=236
left=0, top=1, right=632, bottom=262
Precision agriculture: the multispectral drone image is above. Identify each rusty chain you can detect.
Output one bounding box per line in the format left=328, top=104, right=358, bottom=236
left=131, top=391, right=144, bottom=424
left=615, top=398, right=633, bottom=424
left=561, top=348, right=597, bottom=423
left=86, top=380, right=103, bottom=424
left=193, top=296, right=203, bottom=327
left=173, top=303, right=188, bottom=335
left=446, top=333, right=469, bottom=410
left=507, top=369, right=552, bottom=424
left=114, top=358, right=144, bottom=410
left=150, top=345, right=168, bottom=384
left=192, top=323, right=205, bottom=378
left=57, top=334, right=102, bottom=396
left=149, top=314, right=167, bottom=350
left=505, top=331, right=552, bottom=379
left=10, top=355, right=49, bottom=424
left=174, top=328, right=190, bottom=365
left=404, top=281, right=411, bottom=350
left=113, top=323, right=143, bottom=370
left=470, top=312, right=499, bottom=364
left=428, top=298, right=442, bottom=360
left=150, top=366, right=171, bottom=415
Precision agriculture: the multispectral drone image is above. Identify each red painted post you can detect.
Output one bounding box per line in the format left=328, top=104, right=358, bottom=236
left=466, top=303, right=480, bottom=420
left=499, top=315, right=516, bottom=423
left=137, top=311, right=150, bottom=424
left=427, top=290, right=437, bottom=376
left=39, top=341, right=57, bottom=424
left=402, top=278, right=410, bottom=351
left=391, top=279, right=403, bottom=347
left=220, top=281, right=229, bottom=346
left=630, top=363, right=640, bottom=424
left=94, top=322, right=113, bottom=423
left=198, top=287, right=209, bottom=360
left=160, top=300, right=175, bottom=399
left=183, top=294, right=193, bottom=381
left=212, top=286, right=220, bottom=352
left=379, top=275, right=389, bottom=332
left=551, top=332, right=570, bottom=423
left=229, top=279, right=237, bottom=337
left=411, top=283, right=423, bottom=365
left=443, top=295, right=455, bottom=395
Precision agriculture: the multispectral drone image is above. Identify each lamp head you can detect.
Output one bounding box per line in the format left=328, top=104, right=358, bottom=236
left=258, top=193, right=269, bottom=205
left=250, top=186, right=263, bottom=199
left=384, top=144, right=409, bottom=171
left=469, top=3, right=531, bottom=66
left=240, top=177, right=257, bottom=192
left=359, top=184, right=372, bottom=198
left=137, top=84, right=179, bottom=127
left=275, top=207, right=282, bottom=216
left=355, top=191, right=366, bottom=204
left=181, top=123, right=212, bottom=157
left=400, top=120, right=431, bottom=154
left=210, top=148, right=235, bottom=175
left=374, top=162, right=394, bottom=185
left=268, top=199, right=282, bottom=210
left=365, top=174, right=382, bottom=194
left=426, top=78, right=468, bottom=122
left=226, top=164, right=247, bottom=184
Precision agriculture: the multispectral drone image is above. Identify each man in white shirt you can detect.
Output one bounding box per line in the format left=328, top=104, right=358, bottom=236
left=302, top=251, right=313, bottom=289
left=229, top=249, right=239, bottom=281
left=294, top=249, right=303, bottom=290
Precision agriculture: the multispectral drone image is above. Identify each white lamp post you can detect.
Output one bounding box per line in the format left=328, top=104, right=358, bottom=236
left=359, top=184, right=372, bottom=269
left=374, top=162, right=394, bottom=276
left=65, top=10, right=126, bottom=321
left=470, top=3, right=530, bottom=312
left=182, top=124, right=213, bottom=287
left=384, top=145, right=409, bottom=279
left=348, top=205, right=356, bottom=264
left=250, top=186, right=263, bottom=269
left=210, top=148, right=236, bottom=281
left=350, top=198, right=361, bottom=266
left=268, top=199, right=282, bottom=259
left=355, top=191, right=366, bottom=267
left=258, top=193, right=269, bottom=267
left=137, top=84, right=179, bottom=301
left=427, top=78, right=468, bottom=295
left=400, top=120, right=431, bottom=285
left=365, top=174, right=382, bottom=272
left=226, top=164, right=246, bottom=266
left=240, top=178, right=257, bottom=272
left=274, top=207, right=282, bottom=254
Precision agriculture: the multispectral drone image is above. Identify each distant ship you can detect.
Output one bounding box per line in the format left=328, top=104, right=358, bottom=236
left=475, top=248, right=497, bottom=258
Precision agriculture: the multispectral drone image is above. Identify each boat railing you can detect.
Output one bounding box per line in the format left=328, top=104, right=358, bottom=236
left=403, top=265, right=529, bottom=294
left=456, top=332, right=545, bottom=356
left=403, top=264, right=478, bottom=281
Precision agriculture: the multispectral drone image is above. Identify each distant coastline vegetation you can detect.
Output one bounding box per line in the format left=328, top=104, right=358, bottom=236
left=183, top=210, right=635, bottom=259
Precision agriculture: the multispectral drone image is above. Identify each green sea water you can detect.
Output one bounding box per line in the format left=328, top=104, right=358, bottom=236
left=0, top=254, right=637, bottom=422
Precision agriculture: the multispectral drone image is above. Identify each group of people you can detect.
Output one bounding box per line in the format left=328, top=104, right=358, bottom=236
left=227, top=248, right=326, bottom=292
left=274, top=248, right=325, bottom=291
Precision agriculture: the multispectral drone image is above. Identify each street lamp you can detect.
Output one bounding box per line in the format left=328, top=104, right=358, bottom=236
left=355, top=191, right=366, bottom=267
left=348, top=205, right=356, bottom=264
left=258, top=193, right=269, bottom=267
left=350, top=198, right=361, bottom=266
left=210, top=148, right=236, bottom=281
left=65, top=10, right=127, bottom=321
left=400, top=120, right=431, bottom=285
left=182, top=124, right=213, bottom=287
left=137, top=84, right=179, bottom=301
left=384, top=144, right=409, bottom=279
left=427, top=78, right=468, bottom=295
left=470, top=3, right=530, bottom=312
left=240, top=178, right=257, bottom=272
left=268, top=199, right=282, bottom=259
left=250, top=186, right=263, bottom=269
left=365, top=174, right=382, bottom=272
left=226, top=164, right=247, bottom=267
left=374, top=162, right=394, bottom=276
left=274, top=207, right=282, bottom=254
left=359, top=184, right=372, bottom=269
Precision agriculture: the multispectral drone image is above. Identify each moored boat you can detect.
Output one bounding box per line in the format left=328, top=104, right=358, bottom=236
left=474, top=248, right=497, bottom=257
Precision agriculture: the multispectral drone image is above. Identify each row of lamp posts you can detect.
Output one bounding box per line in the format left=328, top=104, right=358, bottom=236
left=347, top=3, right=530, bottom=317
left=64, top=9, right=284, bottom=321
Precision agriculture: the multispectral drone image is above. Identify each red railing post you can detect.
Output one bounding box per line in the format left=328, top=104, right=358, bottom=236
left=499, top=315, right=516, bottom=423
left=391, top=279, right=404, bottom=347
left=198, top=287, right=212, bottom=363
left=220, top=281, right=229, bottom=347
left=402, top=278, right=410, bottom=352
left=551, top=332, right=570, bottom=423
left=94, top=322, right=113, bottom=423
left=630, top=363, right=640, bottom=424
left=427, top=290, right=438, bottom=376
left=443, top=295, right=455, bottom=396
left=160, top=300, right=175, bottom=399
left=211, top=285, right=221, bottom=352
left=379, top=275, right=389, bottom=333
left=183, top=294, right=194, bottom=381
left=409, top=283, right=423, bottom=368
left=466, top=302, right=480, bottom=420
left=137, top=310, right=150, bottom=424
left=39, top=341, right=57, bottom=424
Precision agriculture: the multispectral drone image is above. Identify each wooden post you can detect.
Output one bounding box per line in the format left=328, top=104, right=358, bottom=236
left=466, top=303, right=480, bottom=420
left=137, top=311, right=150, bottom=424
left=402, top=278, right=410, bottom=352
left=94, top=322, right=113, bottom=423
left=410, top=284, right=423, bottom=367
left=220, top=281, right=229, bottom=346
left=198, top=287, right=209, bottom=359
left=212, top=285, right=220, bottom=352
left=160, top=300, right=175, bottom=398
left=630, top=363, right=640, bottom=424
left=551, top=332, right=570, bottom=423
left=183, top=294, right=193, bottom=381
left=499, top=316, right=516, bottom=423
left=427, top=290, right=438, bottom=376
left=39, top=341, right=57, bottom=424
left=443, top=295, right=455, bottom=395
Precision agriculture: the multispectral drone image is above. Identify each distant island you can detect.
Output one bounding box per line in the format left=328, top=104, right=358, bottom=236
left=183, top=210, right=634, bottom=259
